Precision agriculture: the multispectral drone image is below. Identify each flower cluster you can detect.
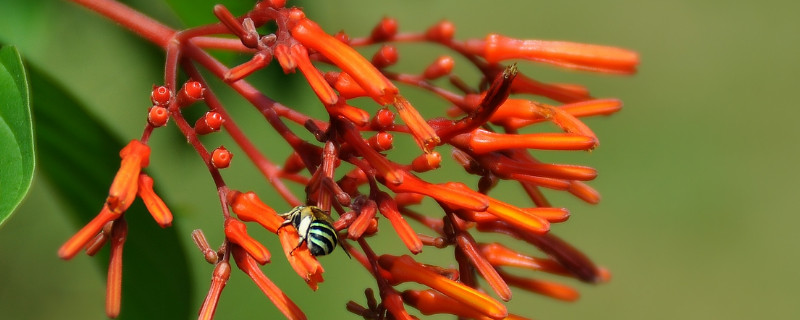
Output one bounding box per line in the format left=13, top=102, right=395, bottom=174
left=60, top=0, right=638, bottom=319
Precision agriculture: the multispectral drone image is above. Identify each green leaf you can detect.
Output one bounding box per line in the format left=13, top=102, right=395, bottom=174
left=30, top=66, right=194, bottom=319
left=0, top=46, right=35, bottom=227
left=164, top=0, right=254, bottom=28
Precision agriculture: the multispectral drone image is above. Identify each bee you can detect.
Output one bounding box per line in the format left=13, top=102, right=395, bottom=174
left=278, top=205, right=345, bottom=257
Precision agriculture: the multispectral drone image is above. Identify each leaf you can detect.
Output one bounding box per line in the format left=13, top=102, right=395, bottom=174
left=164, top=0, right=254, bottom=28
left=0, top=46, right=35, bottom=227
left=29, top=66, right=194, bottom=319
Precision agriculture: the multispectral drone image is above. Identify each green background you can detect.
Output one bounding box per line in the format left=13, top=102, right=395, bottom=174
left=1, top=0, right=799, bottom=319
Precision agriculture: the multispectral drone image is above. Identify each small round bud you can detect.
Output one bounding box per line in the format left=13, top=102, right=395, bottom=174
left=423, top=56, right=455, bottom=80
left=183, top=81, right=204, bottom=101
left=334, top=31, right=351, bottom=44
left=195, top=111, right=224, bottom=135
left=372, top=45, right=399, bottom=69
left=147, top=106, right=169, bottom=127
left=370, top=17, right=398, bottom=42
left=411, top=151, right=441, bottom=172
left=425, top=20, right=455, bottom=42
left=368, top=132, right=393, bottom=151
left=151, top=85, right=172, bottom=106
left=372, top=108, right=395, bottom=129
left=211, top=146, right=232, bottom=169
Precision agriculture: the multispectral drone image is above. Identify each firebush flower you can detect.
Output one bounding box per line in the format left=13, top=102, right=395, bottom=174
left=60, top=0, right=638, bottom=319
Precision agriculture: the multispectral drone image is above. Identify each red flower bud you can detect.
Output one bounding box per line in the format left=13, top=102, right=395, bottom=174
left=147, top=106, right=169, bottom=127
left=367, top=132, right=393, bottom=151
left=177, top=80, right=205, bottom=106
left=211, top=146, right=232, bottom=169
left=369, top=17, right=398, bottom=42
left=195, top=111, right=224, bottom=135
left=150, top=85, right=172, bottom=106
left=424, top=20, right=455, bottom=42
left=371, top=107, right=395, bottom=130
left=422, top=56, right=454, bottom=79
left=410, top=151, right=441, bottom=172
left=371, top=45, right=398, bottom=68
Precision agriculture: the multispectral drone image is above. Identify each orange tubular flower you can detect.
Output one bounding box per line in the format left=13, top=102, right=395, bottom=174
left=376, top=191, right=423, bottom=254
left=58, top=1, right=637, bottom=319
left=198, top=261, right=231, bottom=320
left=105, top=218, right=127, bottom=319
left=107, top=140, right=150, bottom=213
left=401, top=289, right=495, bottom=319
left=348, top=198, right=378, bottom=240
left=227, top=190, right=283, bottom=232
left=291, top=44, right=339, bottom=106
left=379, top=254, right=508, bottom=320
left=454, top=128, right=597, bottom=154
left=479, top=243, right=571, bottom=276
left=468, top=34, right=639, bottom=74
left=224, top=217, right=271, bottom=264
left=391, top=95, right=440, bottom=152
left=290, top=17, right=398, bottom=105
left=499, top=269, right=580, bottom=302
left=226, top=191, right=325, bottom=288
left=231, top=245, right=307, bottom=320
left=277, top=229, right=326, bottom=290
left=225, top=51, right=271, bottom=83
left=58, top=205, right=121, bottom=260
left=388, top=175, right=489, bottom=212
left=484, top=197, right=550, bottom=235
left=136, top=174, right=173, bottom=227
left=454, top=230, right=512, bottom=301
left=326, top=71, right=369, bottom=100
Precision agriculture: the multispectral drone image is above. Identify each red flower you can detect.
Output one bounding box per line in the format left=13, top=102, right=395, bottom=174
left=60, top=1, right=638, bottom=319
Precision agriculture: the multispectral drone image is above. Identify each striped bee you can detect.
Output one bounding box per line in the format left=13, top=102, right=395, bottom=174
left=278, top=205, right=343, bottom=257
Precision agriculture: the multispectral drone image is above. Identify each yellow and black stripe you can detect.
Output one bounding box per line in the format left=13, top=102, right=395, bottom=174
left=278, top=205, right=341, bottom=257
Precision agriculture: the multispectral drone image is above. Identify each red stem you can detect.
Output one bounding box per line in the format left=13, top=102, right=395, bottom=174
left=70, top=0, right=175, bottom=48
left=181, top=63, right=301, bottom=206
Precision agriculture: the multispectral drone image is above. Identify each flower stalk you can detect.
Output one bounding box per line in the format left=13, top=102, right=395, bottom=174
left=59, top=0, right=638, bottom=318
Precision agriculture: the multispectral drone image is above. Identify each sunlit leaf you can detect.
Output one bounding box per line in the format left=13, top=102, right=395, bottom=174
left=0, top=46, right=34, bottom=227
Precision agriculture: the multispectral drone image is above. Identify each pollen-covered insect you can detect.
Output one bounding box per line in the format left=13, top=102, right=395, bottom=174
left=278, top=205, right=344, bottom=257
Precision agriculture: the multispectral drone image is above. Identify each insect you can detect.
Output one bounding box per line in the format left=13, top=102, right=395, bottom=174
left=278, top=205, right=346, bottom=257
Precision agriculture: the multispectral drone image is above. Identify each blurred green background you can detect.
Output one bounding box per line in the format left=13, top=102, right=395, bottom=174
left=2, top=0, right=799, bottom=319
